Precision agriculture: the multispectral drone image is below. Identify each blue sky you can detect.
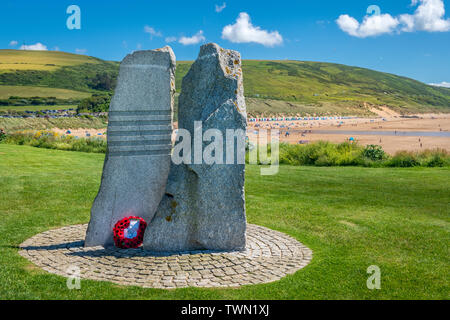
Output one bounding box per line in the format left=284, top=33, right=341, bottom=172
left=1, top=0, right=450, bottom=86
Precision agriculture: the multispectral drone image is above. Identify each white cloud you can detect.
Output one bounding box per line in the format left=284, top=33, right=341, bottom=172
left=9, top=40, right=18, bottom=47
left=165, top=36, right=177, bottom=43
left=429, top=81, right=450, bottom=87
left=75, top=48, right=87, bottom=54
left=400, top=0, right=450, bottom=32
left=19, top=43, right=48, bottom=51
left=53, top=46, right=60, bottom=51
left=221, top=12, right=283, bottom=46
left=337, top=0, right=450, bottom=37
left=336, top=13, right=399, bottom=38
left=336, top=15, right=362, bottom=37
left=178, top=30, right=206, bottom=45
left=215, top=2, right=226, bottom=13
left=144, top=26, right=162, bottom=39
left=136, top=43, right=142, bottom=50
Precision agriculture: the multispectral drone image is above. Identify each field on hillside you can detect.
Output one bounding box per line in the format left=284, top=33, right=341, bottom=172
left=0, top=50, right=118, bottom=94
left=245, top=98, right=373, bottom=117
left=0, top=144, right=448, bottom=299
left=0, top=50, right=102, bottom=72
left=0, top=85, right=91, bottom=99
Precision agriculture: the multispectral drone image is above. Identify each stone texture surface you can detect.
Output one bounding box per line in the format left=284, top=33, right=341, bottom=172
left=19, top=224, right=312, bottom=289
left=85, top=47, right=176, bottom=248
left=143, top=43, right=247, bottom=252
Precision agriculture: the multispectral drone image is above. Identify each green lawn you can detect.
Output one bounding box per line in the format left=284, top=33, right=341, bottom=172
left=0, top=144, right=448, bottom=299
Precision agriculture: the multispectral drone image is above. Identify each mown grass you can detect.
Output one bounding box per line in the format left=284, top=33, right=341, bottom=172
left=0, top=144, right=449, bottom=299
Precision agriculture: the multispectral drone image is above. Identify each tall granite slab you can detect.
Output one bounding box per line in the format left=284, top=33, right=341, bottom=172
left=85, top=46, right=176, bottom=248
left=143, top=43, right=247, bottom=252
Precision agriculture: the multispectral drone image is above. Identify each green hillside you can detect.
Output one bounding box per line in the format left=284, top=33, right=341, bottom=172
left=0, top=85, right=91, bottom=99
left=0, top=49, right=102, bottom=72
left=1, top=50, right=449, bottom=116
left=0, top=50, right=119, bottom=95
left=177, top=60, right=450, bottom=115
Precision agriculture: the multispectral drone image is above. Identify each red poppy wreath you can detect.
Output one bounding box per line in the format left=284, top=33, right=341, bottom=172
left=113, top=216, right=147, bottom=249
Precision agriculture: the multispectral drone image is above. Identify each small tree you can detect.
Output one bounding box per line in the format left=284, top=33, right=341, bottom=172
left=88, top=72, right=117, bottom=91
left=363, top=145, right=386, bottom=161
left=76, top=94, right=111, bottom=113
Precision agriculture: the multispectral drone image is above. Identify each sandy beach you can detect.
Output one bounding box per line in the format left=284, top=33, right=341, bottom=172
left=53, top=112, right=450, bottom=155
left=248, top=112, right=450, bottom=154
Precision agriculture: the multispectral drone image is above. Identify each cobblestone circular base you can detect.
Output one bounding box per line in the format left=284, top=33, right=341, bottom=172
left=19, top=224, right=312, bottom=289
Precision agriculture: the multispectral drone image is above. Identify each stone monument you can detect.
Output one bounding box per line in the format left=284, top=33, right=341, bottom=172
left=20, top=44, right=313, bottom=290
left=85, top=46, right=176, bottom=247
left=143, top=43, right=247, bottom=252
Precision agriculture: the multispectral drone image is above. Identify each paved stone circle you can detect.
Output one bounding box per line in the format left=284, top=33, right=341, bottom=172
left=19, top=224, right=312, bottom=289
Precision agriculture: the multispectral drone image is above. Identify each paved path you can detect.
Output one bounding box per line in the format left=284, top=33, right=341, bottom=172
left=19, top=224, right=312, bottom=289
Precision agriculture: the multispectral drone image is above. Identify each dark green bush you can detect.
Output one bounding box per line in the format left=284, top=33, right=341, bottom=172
left=419, top=149, right=450, bottom=167
left=363, top=145, right=386, bottom=161
left=279, top=141, right=362, bottom=166
left=251, top=141, right=449, bottom=168
left=88, top=72, right=117, bottom=91
left=385, top=151, right=420, bottom=167
left=77, top=94, right=111, bottom=113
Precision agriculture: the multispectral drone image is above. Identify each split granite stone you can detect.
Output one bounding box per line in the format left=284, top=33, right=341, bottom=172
left=85, top=46, right=176, bottom=247
left=143, top=43, right=247, bottom=252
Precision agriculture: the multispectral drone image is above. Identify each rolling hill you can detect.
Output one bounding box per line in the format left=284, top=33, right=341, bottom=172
left=0, top=50, right=119, bottom=96
left=1, top=49, right=449, bottom=116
